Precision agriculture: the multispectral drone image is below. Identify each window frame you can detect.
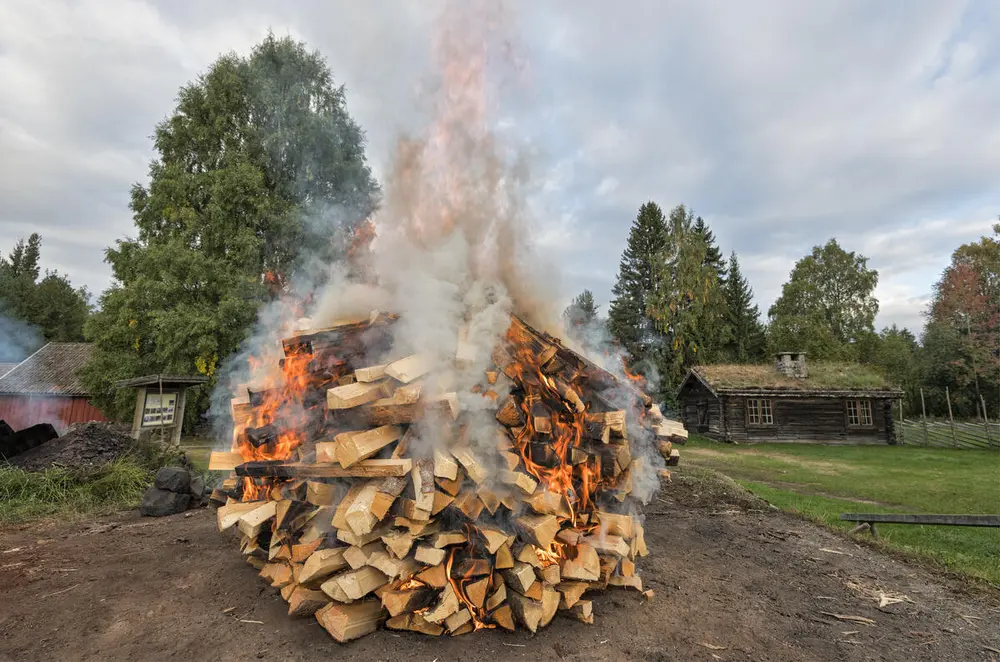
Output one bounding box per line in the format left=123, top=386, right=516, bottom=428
left=846, top=399, right=874, bottom=428
left=746, top=398, right=774, bottom=426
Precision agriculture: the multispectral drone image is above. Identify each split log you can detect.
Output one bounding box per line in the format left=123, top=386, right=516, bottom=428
left=315, top=601, right=387, bottom=643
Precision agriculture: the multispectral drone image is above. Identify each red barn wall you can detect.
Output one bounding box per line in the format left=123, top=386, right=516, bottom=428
left=0, top=395, right=108, bottom=432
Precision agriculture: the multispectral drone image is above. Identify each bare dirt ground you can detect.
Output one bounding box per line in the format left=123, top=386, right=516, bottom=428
left=1, top=469, right=998, bottom=662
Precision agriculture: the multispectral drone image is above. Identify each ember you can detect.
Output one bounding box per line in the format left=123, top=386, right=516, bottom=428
left=209, top=313, right=686, bottom=642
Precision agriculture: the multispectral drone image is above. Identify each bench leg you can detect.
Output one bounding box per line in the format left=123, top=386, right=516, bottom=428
left=869, top=522, right=878, bottom=539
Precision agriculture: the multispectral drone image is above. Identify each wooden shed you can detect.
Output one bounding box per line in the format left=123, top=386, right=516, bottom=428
left=676, top=352, right=903, bottom=444
left=0, top=343, right=107, bottom=431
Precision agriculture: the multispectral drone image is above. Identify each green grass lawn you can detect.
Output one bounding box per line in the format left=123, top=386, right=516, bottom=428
left=179, top=436, right=215, bottom=473
left=682, top=437, right=1000, bottom=586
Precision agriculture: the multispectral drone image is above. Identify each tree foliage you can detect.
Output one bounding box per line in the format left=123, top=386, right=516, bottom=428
left=767, top=238, right=879, bottom=360
left=0, top=234, right=91, bottom=361
left=649, top=205, right=729, bottom=389
left=919, top=223, right=999, bottom=418
left=607, top=202, right=669, bottom=372
left=720, top=251, right=767, bottom=363
left=562, top=289, right=602, bottom=352
left=81, top=33, right=380, bottom=422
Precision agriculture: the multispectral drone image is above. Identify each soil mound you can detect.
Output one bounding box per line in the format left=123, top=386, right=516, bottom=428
left=8, top=421, right=136, bottom=472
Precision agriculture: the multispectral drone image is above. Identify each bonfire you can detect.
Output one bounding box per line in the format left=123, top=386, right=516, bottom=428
left=208, top=310, right=684, bottom=641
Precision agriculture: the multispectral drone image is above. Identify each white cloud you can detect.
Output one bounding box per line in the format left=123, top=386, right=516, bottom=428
left=0, top=0, right=997, bottom=342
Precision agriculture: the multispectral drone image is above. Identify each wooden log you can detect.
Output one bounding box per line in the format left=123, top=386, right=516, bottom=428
left=415, top=545, right=448, bottom=566
left=526, top=490, right=572, bottom=518
left=371, top=475, right=408, bottom=519
left=455, top=325, right=478, bottom=366
left=367, top=393, right=460, bottom=425
left=355, top=364, right=388, bottom=382
left=299, top=548, right=349, bottom=586
left=514, top=514, right=559, bottom=549
left=208, top=451, right=243, bottom=471
left=335, top=425, right=404, bottom=468
left=411, top=458, right=435, bottom=513
left=485, top=581, right=507, bottom=611
left=415, top=563, right=448, bottom=588
left=216, top=501, right=261, bottom=531
left=596, top=511, right=635, bottom=540
left=494, top=543, right=515, bottom=570
left=327, top=381, right=388, bottom=409
left=432, top=447, right=459, bottom=480
left=344, top=540, right=385, bottom=570
left=444, top=607, right=472, bottom=633
left=385, top=354, right=434, bottom=384
left=506, top=591, right=544, bottom=633
left=344, top=483, right=380, bottom=536
left=381, top=585, right=436, bottom=617
left=306, top=481, right=338, bottom=507
left=568, top=599, right=593, bottom=624
left=506, top=315, right=559, bottom=365
left=432, top=490, right=454, bottom=515
left=556, top=581, right=589, bottom=609
left=332, top=566, right=389, bottom=601
left=491, top=603, right=515, bottom=631
left=502, top=562, right=536, bottom=594
left=287, top=587, right=330, bottom=617
left=386, top=612, right=445, bottom=636
left=476, top=527, right=511, bottom=554
left=315, top=600, right=387, bottom=643
left=560, top=543, right=600, bottom=581
left=422, top=584, right=460, bottom=624
left=450, top=447, right=487, bottom=484
left=238, top=501, right=277, bottom=539
left=500, top=469, right=537, bottom=494
left=495, top=394, right=524, bottom=427
left=580, top=534, right=631, bottom=558
left=381, top=530, right=415, bottom=559
left=235, top=459, right=411, bottom=479
left=465, top=576, right=490, bottom=610
left=540, top=564, right=561, bottom=585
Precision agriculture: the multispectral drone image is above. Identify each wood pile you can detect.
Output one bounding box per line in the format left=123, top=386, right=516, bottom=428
left=208, top=312, right=683, bottom=642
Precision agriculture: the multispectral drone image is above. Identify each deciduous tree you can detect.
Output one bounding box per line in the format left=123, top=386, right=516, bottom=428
left=81, top=33, right=380, bottom=422
left=767, top=238, right=879, bottom=360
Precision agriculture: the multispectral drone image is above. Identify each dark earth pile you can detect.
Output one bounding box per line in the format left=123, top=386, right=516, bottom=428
left=8, top=422, right=136, bottom=472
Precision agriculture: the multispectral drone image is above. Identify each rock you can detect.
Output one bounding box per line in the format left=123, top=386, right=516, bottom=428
left=155, top=466, right=191, bottom=493
left=189, top=474, right=205, bottom=498
left=140, top=488, right=191, bottom=517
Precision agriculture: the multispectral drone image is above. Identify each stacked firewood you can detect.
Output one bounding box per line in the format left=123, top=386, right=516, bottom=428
left=208, top=313, right=683, bottom=642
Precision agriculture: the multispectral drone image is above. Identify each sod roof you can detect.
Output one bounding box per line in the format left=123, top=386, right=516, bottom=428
left=689, top=362, right=900, bottom=394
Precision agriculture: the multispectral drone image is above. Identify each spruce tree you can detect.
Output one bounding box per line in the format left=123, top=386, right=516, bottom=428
left=649, top=205, right=728, bottom=390
left=607, top=202, right=669, bottom=370
left=692, top=216, right=726, bottom=282
left=721, top=251, right=766, bottom=362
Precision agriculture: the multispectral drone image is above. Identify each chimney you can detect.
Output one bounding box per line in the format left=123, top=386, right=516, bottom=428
left=775, top=351, right=807, bottom=379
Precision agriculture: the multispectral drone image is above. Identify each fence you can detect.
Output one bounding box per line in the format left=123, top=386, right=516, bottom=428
left=898, top=418, right=999, bottom=449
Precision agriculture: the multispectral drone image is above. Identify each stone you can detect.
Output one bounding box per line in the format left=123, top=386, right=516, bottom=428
left=140, top=487, right=191, bottom=517
left=189, top=474, right=205, bottom=498
left=155, top=466, right=191, bottom=493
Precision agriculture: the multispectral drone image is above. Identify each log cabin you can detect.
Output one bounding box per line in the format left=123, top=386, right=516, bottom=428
left=676, top=352, right=903, bottom=444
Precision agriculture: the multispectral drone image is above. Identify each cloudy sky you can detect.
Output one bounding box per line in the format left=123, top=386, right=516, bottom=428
left=2, top=0, right=998, bottom=335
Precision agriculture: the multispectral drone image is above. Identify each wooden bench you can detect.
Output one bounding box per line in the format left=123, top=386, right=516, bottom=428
left=840, top=513, right=1000, bottom=538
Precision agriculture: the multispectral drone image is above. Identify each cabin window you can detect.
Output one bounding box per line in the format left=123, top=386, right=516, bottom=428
left=847, top=399, right=873, bottom=427
left=746, top=398, right=773, bottom=425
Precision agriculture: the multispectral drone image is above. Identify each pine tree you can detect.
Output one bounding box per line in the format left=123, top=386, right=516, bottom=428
left=607, top=202, right=669, bottom=369
left=721, top=251, right=766, bottom=362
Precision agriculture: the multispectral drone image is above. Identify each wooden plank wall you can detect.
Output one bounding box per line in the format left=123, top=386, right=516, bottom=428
left=725, top=396, right=890, bottom=444
left=0, top=395, right=107, bottom=432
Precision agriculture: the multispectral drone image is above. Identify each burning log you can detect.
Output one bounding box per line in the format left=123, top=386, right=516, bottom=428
left=209, top=312, right=680, bottom=642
